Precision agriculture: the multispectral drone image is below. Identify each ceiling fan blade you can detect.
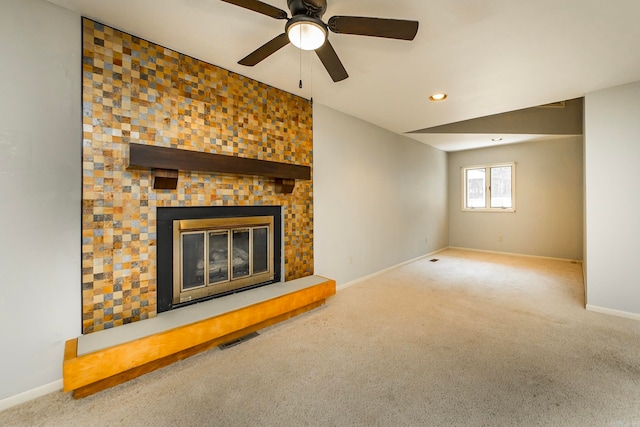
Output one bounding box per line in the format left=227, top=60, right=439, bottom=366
left=328, top=16, right=419, bottom=40
left=315, top=40, right=348, bottom=82
left=238, top=33, right=290, bottom=66
left=220, top=0, right=288, bottom=20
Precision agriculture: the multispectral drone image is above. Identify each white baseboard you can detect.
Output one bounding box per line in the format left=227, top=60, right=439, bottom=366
left=0, top=379, right=62, bottom=412
left=336, top=248, right=449, bottom=291
left=448, top=246, right=583, bottom=264
left=586, top=304, right=640, bottom=321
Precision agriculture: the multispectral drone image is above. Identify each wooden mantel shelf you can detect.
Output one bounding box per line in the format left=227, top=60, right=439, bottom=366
left=127, top=143, right=311, bottom=193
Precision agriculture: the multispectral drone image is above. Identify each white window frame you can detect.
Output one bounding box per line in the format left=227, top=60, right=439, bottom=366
left=461, top=162, right=516, bottom=212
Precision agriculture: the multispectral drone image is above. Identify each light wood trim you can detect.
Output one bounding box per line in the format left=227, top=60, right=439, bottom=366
left=63, top=278, right=335, bottom=394
left=71, top=300, right=324, bottom=398
left=63, top=339, right=77, bottom=365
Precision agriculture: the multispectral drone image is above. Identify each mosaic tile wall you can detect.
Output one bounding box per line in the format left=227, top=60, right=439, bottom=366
left=82, top=18, right=313, bottom=334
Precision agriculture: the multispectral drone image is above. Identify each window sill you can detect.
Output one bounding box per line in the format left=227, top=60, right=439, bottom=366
left=462, top=208, right=516, bottom=213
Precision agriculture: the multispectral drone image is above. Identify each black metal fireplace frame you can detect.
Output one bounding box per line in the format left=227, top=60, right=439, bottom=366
left=157, top=206, right=282, bottom=313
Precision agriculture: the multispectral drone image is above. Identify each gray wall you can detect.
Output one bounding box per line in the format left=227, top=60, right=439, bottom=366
left=313, top=104, right=449, bottom=286
left=0, top=0, right=81, bottom=402
left=448, top=137, right=584, bottom=260
left=585, top=80, right=640, bottom=316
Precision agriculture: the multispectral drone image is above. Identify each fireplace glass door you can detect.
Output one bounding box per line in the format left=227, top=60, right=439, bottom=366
left=173, top=217, right=274, bottom=304
left=208, top=230, right=229, bottom=284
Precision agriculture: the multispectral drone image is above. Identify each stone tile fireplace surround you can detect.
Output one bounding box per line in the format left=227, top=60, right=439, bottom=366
left=82, top=18, right=313, bottom=334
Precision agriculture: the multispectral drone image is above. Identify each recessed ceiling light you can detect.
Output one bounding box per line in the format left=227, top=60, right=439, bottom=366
left=429, top=93, right=447, bottom=102
left=491, top=137, right=503, bottom=142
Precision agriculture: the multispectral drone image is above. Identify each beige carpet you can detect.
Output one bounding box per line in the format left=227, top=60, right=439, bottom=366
left=2, top=248, right=640, bottom=426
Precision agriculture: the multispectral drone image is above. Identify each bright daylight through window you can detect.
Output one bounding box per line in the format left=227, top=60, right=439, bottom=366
left=462, top=163, right=515, bottom=212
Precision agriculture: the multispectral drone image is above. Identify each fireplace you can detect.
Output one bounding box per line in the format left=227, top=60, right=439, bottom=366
left=157, top=206, right=282, bottom=313
left=173, top=216, right=274, bottom=304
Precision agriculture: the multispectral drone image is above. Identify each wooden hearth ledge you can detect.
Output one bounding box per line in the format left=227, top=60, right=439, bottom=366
left=63, top=275, right=335, bottom=398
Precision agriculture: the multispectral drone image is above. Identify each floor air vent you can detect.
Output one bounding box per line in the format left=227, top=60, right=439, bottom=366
left=218, top=332, right=260, bottom=350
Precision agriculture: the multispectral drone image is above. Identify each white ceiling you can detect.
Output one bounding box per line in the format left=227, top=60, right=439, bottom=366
left=46, top=0, right=640, bottom=151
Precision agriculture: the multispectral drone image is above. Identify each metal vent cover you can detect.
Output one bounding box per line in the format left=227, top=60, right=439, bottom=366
left=218, top=331, right=260, bottom=350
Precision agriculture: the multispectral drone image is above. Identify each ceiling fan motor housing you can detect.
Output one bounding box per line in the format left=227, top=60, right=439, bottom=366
left=285, top=15, right=327, bottom=34
left=287, top=0, right=327, bottom=18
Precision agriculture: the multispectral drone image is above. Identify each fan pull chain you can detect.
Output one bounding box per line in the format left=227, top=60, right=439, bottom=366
left=299, top=31, right=303, bottom=89
left=310, top=56, right=313, bottom=106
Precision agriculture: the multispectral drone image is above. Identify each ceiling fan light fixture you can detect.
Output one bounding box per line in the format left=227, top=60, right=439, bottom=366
left=286, top=16, right=327, bottom=50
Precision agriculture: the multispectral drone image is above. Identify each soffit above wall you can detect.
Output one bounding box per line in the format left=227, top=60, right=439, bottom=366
left=409, top=98, right=583, bottom=136
left=407, top=98, right=583, bottom=152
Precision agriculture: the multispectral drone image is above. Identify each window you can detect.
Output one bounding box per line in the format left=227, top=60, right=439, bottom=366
left=462, top=163, right=515, bottom=212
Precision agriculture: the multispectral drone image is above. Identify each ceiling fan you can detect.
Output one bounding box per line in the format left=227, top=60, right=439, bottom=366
left=221, top=0, right=419, bottom=82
